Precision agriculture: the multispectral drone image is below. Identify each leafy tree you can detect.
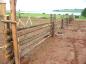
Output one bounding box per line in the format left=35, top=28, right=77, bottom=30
left=81, top=8, right=86, bottom=17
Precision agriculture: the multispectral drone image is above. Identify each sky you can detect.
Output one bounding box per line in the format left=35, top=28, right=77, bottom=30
left=4, top=0, right=86, bottom=11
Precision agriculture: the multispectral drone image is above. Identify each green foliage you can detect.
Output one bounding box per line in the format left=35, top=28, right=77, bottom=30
left=75, top=15, right=79, bottom=18
left=81, top=8, right=86, bottom=17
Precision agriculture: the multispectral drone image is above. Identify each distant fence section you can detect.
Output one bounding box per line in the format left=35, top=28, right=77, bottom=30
left=55, top=14, right=74, bottom=35
left=16, top=17, right=50, bottom=28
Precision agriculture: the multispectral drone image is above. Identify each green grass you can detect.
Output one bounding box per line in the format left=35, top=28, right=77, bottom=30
left=7, top=12, right=62, bottom=19
left=79, top=16, right=86, bottom=20
left=16, top=13, right=49, bottom=18
left=6, top=12, right=86, bottom=20
left=75, top=16, right=86, bottom=20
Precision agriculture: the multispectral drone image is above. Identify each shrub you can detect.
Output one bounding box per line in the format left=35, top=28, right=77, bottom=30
left=81, top=8, right=86, bottom=17
left=75, top=15, right=79, bottom=18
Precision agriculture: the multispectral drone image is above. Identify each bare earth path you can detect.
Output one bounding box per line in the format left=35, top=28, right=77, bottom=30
left=28, top=36, right=86, bottom=64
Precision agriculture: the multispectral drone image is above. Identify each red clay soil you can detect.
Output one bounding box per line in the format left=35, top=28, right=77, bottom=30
left=0, top=20, right=86, bottom=64
left=27, top=36, right=86, bottom=64
left=22, top=21, right=86, bottom=64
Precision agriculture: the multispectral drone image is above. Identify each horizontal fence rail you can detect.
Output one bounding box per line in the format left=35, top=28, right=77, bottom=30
left=17, top=23, right=51, bottom=59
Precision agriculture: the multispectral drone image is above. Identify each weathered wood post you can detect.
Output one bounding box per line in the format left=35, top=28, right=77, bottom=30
left=53, top=14, right=56, bottom=35
left=10, top=0, right=20, bottom=64
left=50, top=14, right=55, bottom=37
left=64, top=14, right=69, bottom=27
left=66, top=18, right=69, bottom=27
left=61, top=18, right=64, bottom=29
left=0, top=1, right=6, bottom=20
left=50, top=14, right=53, bottom=37
left=3, top=20, right=15, bottom=64
left=0, top=1, right=8, bottom=64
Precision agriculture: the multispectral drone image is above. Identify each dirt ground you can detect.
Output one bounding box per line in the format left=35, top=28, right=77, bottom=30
left=21, top=20, right=86, bottom=64
left=0, top=20, right=86, bottom=64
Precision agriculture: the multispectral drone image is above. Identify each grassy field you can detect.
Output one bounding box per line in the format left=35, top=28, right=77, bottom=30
left=79, top=16, right=86, bottom=20
left=6, top=12, right=86, bottom=20
left=6, top=13, right=66, bottom=18
left=16, top=13, right=86, bottom=20
left=6, top=13, right=49, bottom=18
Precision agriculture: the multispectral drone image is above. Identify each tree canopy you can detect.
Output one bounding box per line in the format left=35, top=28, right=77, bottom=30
left=81, top=8, right=86, bottom=17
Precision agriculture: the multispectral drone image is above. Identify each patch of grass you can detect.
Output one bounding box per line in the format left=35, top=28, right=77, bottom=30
left=16, top=13, right=68, bottom=20
left=75, top=16, right=86, bottom=20
left=79, top=16, right=86, bottom=20
left=7, top=12, right=86, bottom=21
left=16, top=13, right=49, bottom=18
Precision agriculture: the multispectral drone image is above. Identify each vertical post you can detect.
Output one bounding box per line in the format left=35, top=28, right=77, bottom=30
left=53, top=14, right=56, bottom=35
left=53, top=14, right=56, bottom=22
left=0, top=1, right=7, bottom=64
left=50, top=14, right=53, bottom=37
left=19, top=10, right=21, bottom=18
left=61, top=19, right=64, bottom=29
left=6, top=22, right=15, bottom=64
left=0, top=2, right=6, bottom=20
left=10, top=0, right=20, bottom=64
left=50, top=14, right=55, bottom=37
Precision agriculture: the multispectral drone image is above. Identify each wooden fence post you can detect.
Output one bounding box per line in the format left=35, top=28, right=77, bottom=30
left=50, top=14, right=55, bottom=37
left=61, top=19, right=64, bottom=29
left=10, top=0, right=20, bottom=64
left=53, top=14, right=56, bottom=35
left=50, top=14, right=53, bottom=37
left=0, top=2, right=6, bottom=20
left=6, top=22, right=15, bottom=64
